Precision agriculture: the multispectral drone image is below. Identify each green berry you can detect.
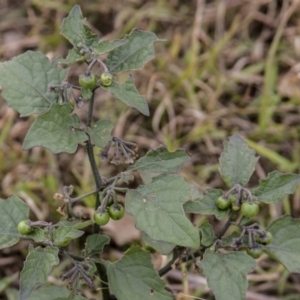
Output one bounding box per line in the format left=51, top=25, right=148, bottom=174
left=255, top=231, right=273, bottom=245
left=216, top=196, right=231, bottom=210
left=247, top=246, right=263, bottom=259
left=79, top=73, right=96, bottom=89
left=108, top=203, right=125, bottom=220
left=100, top=72, right=113, bottom=87
left=241, top=202, right=259, bottom=218
left=93, top=211, right=110, bottom=226
left=17, top=220, right=33, bottom=235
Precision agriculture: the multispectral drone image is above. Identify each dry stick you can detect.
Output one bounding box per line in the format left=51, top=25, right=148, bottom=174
left=86, top=90, right=110, bottom=300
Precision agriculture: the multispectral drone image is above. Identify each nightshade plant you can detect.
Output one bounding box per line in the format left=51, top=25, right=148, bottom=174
left=0, top=5, right=300, bottom=300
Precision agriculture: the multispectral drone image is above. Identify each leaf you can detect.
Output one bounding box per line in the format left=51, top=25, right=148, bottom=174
left=20, top=245, right=59, bottom=300
left=252, top=171, right=300, bottom=203
left=126, top=146, right=190, bottom=183
left=199, top=220, right=216, bottom=247
left=142, top=232, right=175, bottom=255
left=264, top=215, right=300, bottom=273
left=0, top=51, right=67, bottom=116
left=184, top=189, right=228, bottom=220
left=85, top=234, right=110, bottom=256
left=199, top=250, right=256, bottom=300
left=61, top=5, right=98, bottom=47
left=87, top=120, right=114, bottom=148
left=104, top=77, right=149, bottom=116
left=0, top=195, right=29, bottom=249
left=93, top=39, right=128, bottom=55
left=126, top=174, right=200, bottom=249
left=219, top=134, right=259, bottom=188
left=27, top=285, right=70, bottom=300
left=52, top=226, right=84, bottom=245
left=23, top=104, right=88, bottom=154
left=81, top=87, right=93, bottom=100
left=57, top=219, right=93, bottom=230
left=107, top=245, right=174, bottom=300
left=106, top=29, right=158, bottom=73
left=55, top=49, right=84, bottom=67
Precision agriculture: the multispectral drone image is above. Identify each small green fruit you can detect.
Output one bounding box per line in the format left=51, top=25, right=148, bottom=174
left=93, top=211, right=110, bottom=226
left=228, top=194, right=238, bottom=203
left=17, top=220, right=33, bottom=235
left=241, top=202, right=259, bottom=218
left=216, top=196, right=231, bottom=210
left=100, top=72, right=113, bottom=87
left=231, top=200, right=241, bottom=211
left=108, top=203, right=125, bottom=220
left=79, top=73, right=96, bottom=89
left=255, top=231, right=273, bottom=245
left=247, top=246, right=263, bottom=259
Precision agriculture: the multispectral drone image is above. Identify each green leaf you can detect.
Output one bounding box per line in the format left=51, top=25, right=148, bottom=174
left=57, top=219, right=93, bottom=230
left=55, top=49, right=85, bottom=67
left=264, top=215, right=300, bottom=273
left=27, top=285, right=70, bottom=300
left=30, top=227, right=48, bottom=243
left=0, top=195, right=29, bottom=249
left=126, top=146, right=190, bottom=183
left=52, top=226, right=84, bottom=245
left=0, top=51, right=67, bottom=116
left=61, top=5, right=98, bottom=47
left=104, top=77, right=149, bottom=116
left=23, top=104, right=88, bottom=154
left=106, top=29, right=158, bottom=73
left=80, top=87, right=93, bottom=100
left=219, top=134, right=259, bottom=188
left=142, top=232, right=175, bottom=255
left=184, top=189, right=228, bottom=220
left=20, top=245, right=59, bottom=300
left=107, top=245, right=173, bottom=300
left=199, top=219, right=216, bottom=247
left=252, top=171, right=300, bottom=203
left=85, top=234, right=110, bottom=256
left=126, top=174, right=200, bottom=249
left=93, top=39, right=128, bottom=55
left=199, top=250, right=256, bottom=300
left=87, top=120, right=114, bottom=148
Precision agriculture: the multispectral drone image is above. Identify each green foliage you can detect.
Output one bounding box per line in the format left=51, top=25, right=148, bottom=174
left=0, top=51, right=67, bottom=116
left=126, top=174, right=200, bottom=249
left=107, top=246, right=173, bottom=300
left=20, top=246, right=59, bottom=300
left=199, top=250, right=256, bottom=300
left=219, top=134, right=259, bottom=188
left=0, top=4, right=300, bottom=300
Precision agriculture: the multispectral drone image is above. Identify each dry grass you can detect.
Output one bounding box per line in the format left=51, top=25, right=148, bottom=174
left=1, top=0, right=300, bottom=299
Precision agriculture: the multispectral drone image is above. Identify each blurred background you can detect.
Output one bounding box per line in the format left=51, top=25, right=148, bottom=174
left=0, top=0, right=300, bottom=299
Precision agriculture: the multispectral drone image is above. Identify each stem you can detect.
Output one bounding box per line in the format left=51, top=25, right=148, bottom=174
left=86, top=91, right=110, bottom=300
left=70, top=189, right=99, bottom=203
left=158, top=248, right=180, bottom=277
